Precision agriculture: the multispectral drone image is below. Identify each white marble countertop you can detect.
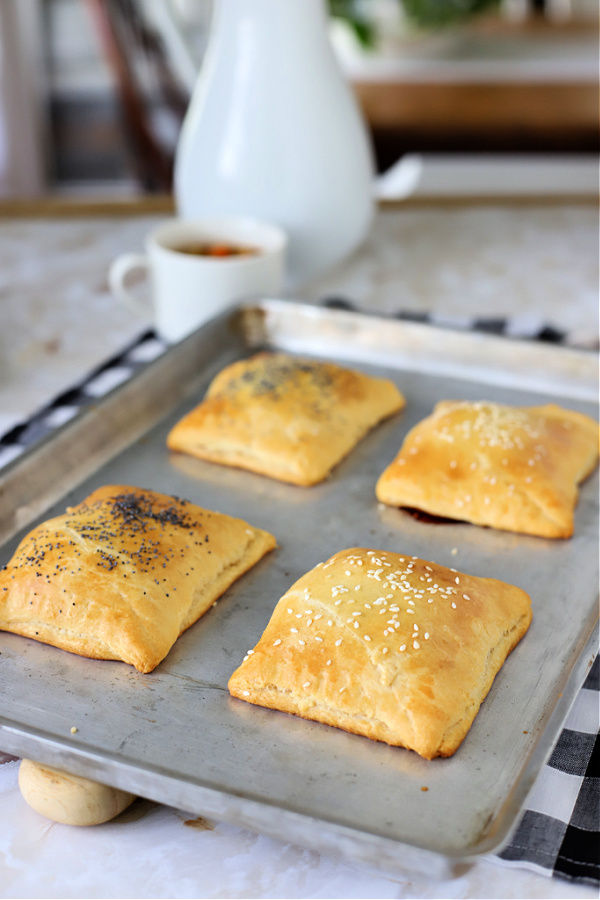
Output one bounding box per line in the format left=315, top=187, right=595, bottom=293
left=0, top=196, right=598, bottom=899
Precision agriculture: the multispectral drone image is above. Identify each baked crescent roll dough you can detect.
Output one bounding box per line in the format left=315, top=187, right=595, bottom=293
left=376, top=401, right=599, bottom=538
left=167, top=352, right=405, bottom=486
left=228, top=547, right=532, bottom=759
left=0, top=485, right=276, bottom=673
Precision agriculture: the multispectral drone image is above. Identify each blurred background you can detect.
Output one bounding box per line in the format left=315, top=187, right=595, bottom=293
left=0, top=0, right=598, bottom=199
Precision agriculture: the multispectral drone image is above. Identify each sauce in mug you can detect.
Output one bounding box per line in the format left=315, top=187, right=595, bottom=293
left=174, top=242, right=259, bottom=258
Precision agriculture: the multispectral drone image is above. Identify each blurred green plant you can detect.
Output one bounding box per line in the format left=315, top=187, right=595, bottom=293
left=329, top=0, right=500, bottom=47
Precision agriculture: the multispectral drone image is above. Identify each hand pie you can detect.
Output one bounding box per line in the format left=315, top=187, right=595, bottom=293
left=0, top=485, right=275, bottom=673
left=228, top=547, right=532, bottom=759
left=376, top=401, right=599, bottom=538
left=167, top=352, right=405, bottom=486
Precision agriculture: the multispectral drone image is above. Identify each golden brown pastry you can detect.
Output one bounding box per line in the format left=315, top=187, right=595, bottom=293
left=166, top=352, right=405, bottom=486
left=228, top=547, right=532, bottom=759
left=376, top=401, right=599, bottom=538
left=0, top=485, right=275, bottom=673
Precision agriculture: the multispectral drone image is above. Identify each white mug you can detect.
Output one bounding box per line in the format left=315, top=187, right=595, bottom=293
left=108, top=217, right=287, bottom=343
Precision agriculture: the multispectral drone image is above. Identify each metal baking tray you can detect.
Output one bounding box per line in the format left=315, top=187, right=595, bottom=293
left=1, top=300, right=598, bottom=879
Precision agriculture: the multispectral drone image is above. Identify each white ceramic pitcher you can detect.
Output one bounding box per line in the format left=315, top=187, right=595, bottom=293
left=173, top=0, right=375, bottom=287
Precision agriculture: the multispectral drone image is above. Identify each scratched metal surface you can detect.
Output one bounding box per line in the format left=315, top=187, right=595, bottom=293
left=0, top=301, right=598, bottom=878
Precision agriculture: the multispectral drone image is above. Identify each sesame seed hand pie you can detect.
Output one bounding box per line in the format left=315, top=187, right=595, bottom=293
left=166, top=352, right=405, bottom=486
left=376, top=401, right=599, bottom=538
left=228, top=548, right=532, bottom=760
left=0, top=485, right=276, bottom=673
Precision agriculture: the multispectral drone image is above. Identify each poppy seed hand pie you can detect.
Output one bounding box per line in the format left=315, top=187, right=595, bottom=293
left=166, top=352, right=405, bottom=486
left=376, top=401, right=599, bottom=538
left=0, top=485, right=276, bottom=673
left=228, top=547, right=532, bottom=759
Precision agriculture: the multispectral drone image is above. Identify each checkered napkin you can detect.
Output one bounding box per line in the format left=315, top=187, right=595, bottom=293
left=320, top=297, right=600, bottom=351
left=498, top=655, right=599, bottom=884
left=0, top=310, right=598, bottom=885
left=0, top=330, right=167, bottom=472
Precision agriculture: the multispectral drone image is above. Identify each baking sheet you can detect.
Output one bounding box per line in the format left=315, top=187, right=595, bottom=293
left=1, top=300, right=598, bottom=879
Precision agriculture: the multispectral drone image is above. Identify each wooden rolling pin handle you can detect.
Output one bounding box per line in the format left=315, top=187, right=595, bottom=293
left=18, top=759, right=136, bottom=826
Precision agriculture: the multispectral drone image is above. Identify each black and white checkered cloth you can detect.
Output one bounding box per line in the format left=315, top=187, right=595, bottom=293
left=0, top=330, right=167, bottom=472
left=1, top=308, right=598, bottom=885
left=498, top=655, right=599, bottom=884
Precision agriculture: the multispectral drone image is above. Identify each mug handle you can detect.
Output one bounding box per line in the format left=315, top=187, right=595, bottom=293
left=108, top=253, right=152, bottom=320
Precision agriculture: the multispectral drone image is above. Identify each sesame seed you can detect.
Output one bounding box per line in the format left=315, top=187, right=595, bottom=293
left=399, top=645, right=406, bottom=652
left=315, top=636, right=323, bottom=642
left=299, top=640, right=306, bottom=645
left=303, top=682, right=310, bottom=688
left=291, top=627, right=299, bottom=633
left=273, top=639, right=281, bottom=646
left=455, top=577, right=460, bottom=584
left=339, top=686, right=346, bottom=693
left=243, top=691, right=250, bottom=696
left=382, top=647, right=388, bottom=654
left=463, top=594, right=471, bottom=600
left=413, top=641, right=420, bottom=649
left=452, top=602, right=457, bottom=609
left=335, top=639, right=342, bottom=646
left=364, top=635, right=372, bottom=641
left=326, top=659, right=332, bottom=665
